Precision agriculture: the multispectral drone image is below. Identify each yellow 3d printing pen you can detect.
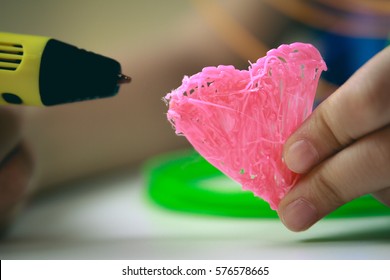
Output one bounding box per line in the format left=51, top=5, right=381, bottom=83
left=0, top=32, right=131, bottom=106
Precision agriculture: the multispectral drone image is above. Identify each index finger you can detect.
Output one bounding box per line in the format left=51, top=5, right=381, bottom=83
left=283, top=46, right=390, bottom=173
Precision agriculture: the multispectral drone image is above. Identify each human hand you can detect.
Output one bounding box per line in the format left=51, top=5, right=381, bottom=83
left=278, top=46, right=390, bottom=232
left=0, top=107, right=34, bottom=231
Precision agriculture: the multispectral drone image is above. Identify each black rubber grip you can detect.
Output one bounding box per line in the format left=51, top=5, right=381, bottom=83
left=39, top=39, right=121, bottom=106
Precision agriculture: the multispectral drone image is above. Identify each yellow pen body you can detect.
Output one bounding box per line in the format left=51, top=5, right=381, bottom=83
left=0, top=32, right=50, bottom=106
left=1, top=32, right=129, bottom=106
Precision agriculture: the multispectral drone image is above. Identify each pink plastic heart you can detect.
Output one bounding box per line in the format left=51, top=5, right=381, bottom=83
left=165, top=43, right=327, bottom=210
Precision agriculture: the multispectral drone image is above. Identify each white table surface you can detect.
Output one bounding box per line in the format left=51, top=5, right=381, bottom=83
left=0, top=169, right=389, bottom=260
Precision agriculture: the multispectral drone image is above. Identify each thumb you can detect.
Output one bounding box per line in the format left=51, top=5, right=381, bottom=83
left=278, top=47, right=390, bottom=231
left=278, top=125, right=390, bottom=231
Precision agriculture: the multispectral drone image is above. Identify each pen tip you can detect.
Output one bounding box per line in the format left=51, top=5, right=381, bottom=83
left=117, top=73, right=132, bottom=84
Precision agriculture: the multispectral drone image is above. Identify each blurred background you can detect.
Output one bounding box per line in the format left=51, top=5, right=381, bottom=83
left=1, top=0, right=389, bottom=185
left=0, top=0, right=389, bottom=259
left=2, top=0, right=387, bottom=186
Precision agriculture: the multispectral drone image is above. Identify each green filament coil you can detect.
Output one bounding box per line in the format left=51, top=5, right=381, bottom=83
left=144, top=150, right=390, bottom=219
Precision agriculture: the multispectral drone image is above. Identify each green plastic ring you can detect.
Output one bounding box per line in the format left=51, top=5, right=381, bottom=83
left=143, top=149, right=390, bottom=219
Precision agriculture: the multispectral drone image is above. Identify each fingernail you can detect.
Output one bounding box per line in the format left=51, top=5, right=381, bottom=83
left=280, top=198, right=318, bottom=232
left=285, top=139, right=319, bottom=173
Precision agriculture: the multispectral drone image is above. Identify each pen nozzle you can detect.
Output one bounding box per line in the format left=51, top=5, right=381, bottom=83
left=117, top=73, right=131, bottom=84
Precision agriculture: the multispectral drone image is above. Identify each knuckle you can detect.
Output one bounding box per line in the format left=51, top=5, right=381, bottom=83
left=358, top=73, right=390, bottom=124
left=364, top=127, right=390, bottom=177
left=309, top=169, right=347, bottom=210
left=313, top=107, right=350, bottom=154
left=374, top=134, right=390, bottom=166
